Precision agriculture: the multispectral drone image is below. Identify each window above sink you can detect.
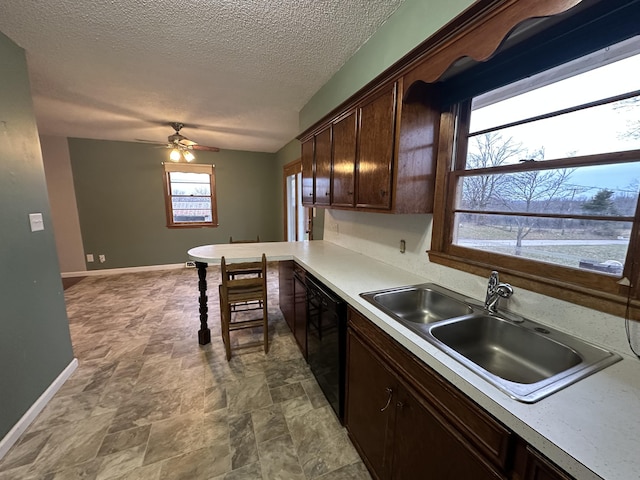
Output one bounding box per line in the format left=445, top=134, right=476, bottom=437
left=430, top=27, right=640, bottom=320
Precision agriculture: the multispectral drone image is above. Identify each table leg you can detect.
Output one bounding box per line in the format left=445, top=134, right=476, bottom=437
left=196, top=261, right=211, bottom=345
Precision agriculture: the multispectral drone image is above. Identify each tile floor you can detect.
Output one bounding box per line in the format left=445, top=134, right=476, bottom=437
left=0, top=265, right=371, bottom=479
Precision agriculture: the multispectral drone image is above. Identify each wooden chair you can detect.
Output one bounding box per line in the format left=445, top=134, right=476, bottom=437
left=227, top=235, right=262, bottom=297
left=219, top=253, right=268, bottom=360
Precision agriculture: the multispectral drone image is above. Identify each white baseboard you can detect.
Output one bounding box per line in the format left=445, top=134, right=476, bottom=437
left=0, top=358, right=78, bottom=461
left=61, top=263, right=185, bottom=278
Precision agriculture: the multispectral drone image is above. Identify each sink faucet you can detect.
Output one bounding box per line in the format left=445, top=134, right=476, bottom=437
left=485, top=271, right=513, bottom=313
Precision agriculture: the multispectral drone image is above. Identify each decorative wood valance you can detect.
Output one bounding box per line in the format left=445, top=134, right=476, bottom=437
left=401, top=0, right=582, bottom=92
left=299, top=0, right=585, bottom=139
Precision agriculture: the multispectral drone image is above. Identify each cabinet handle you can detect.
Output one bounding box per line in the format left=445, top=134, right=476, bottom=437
left=396, top=401, right=404, bottom=410
left=380, top=387, right=393, bottom=412
left=325, top=192, right=330, bottom=196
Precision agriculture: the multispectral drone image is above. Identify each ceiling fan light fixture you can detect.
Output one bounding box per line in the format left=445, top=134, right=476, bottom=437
left=183, top=150, right=195, bottom=162
left=169, top=148, right=181, bottom=162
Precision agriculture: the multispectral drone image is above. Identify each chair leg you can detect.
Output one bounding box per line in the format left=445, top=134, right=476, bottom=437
left=219, top=285, right=232, bottom=361
left=263, top=299, right=269, bottom=354
left=223, top=307, right=231, bottom=361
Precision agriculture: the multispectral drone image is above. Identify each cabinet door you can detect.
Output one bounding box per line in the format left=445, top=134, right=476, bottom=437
left=293, top=274, right=307, bottom=358
left=314, top=126, right=332, bottom=206
left=522, top=446, right=574, bottom=480
left=332, top=111, right=357, bottom=207
left=278, top=261, right=294, bottom=332
left=346, top=330, right=396, bottom=480
left=301, top=138, right=314, bottom=205
left=356, top=84, right=396, bottom=209
left=392, top=382, right=505, bottom=480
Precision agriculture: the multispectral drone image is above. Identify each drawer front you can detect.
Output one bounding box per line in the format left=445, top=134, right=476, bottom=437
left=348, top=308, right=513, bottom=470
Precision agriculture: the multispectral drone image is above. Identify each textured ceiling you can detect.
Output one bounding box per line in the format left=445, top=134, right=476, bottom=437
left=0, top=0, right=405, bottom=153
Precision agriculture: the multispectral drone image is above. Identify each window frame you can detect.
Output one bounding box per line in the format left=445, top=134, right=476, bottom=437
left=162, top=163, right=219, bottom=228
left=430, top=65, right=640, bottom=320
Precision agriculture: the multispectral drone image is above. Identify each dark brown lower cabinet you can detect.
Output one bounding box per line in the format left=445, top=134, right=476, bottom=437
left=346, top=329, right=396, bottom=478
left=392, top=381, right=503, bottom=480
left=293, top=265, right=307, bottom=358
left=512, top=441, right=575, bottom=480
left=346, top=307, right=575, bottom=480
left=347, top=328, right=504, bottom=480
left=278, top=260, right=308, bottom=359
left=278, top=261, right=294, bottom=332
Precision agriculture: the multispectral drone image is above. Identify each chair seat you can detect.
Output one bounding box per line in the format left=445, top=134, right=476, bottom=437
left=219, top=253, right=268, bottom=360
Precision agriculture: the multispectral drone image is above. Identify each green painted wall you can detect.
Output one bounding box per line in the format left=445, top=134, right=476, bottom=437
left=300, top=0, right=474, bottom=130
left=0, top=32, right=74, bottom=439
left=69, top=139, right=281, bottom=269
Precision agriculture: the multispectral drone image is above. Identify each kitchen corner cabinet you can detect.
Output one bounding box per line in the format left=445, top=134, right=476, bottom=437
left=293, top=264, right=308, bottom=358
left=278, top=260, right=294, bottom=332
left=278, top=260, right=307, bottom=358
left=300, top=78, right=438, bottom=213
left=346, top=307, right=575, bottom=480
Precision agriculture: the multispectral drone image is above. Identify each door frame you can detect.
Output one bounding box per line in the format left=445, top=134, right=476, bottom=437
left=283, top=159, right=311, bottom=241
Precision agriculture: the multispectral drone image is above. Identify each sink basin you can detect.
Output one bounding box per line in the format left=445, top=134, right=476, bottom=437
left=361, top=283, right=622, bottom=402
left=428, top=313, right=621, bottom=402
left=361, top=284, right=474, bottom=324
left=429, top=314, right=581, bottom=384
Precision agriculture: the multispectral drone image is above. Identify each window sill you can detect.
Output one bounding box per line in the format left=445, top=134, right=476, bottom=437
left=427, top=250, right=639, bottom=321
left=167, top=223, right=219, bottom=229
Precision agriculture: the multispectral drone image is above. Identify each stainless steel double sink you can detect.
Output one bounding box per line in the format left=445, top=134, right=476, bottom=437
left=360, top=284, right=621, bottom=403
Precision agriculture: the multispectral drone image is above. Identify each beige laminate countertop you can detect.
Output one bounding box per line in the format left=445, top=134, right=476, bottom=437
left=188, top=240, right=640, bottom=480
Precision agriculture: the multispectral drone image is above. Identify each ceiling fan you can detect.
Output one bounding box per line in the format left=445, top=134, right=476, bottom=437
left=149, top=122, right=220, bottom=162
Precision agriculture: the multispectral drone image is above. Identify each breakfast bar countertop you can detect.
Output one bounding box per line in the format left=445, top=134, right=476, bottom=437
left=188, top=240, right=640, bottom=480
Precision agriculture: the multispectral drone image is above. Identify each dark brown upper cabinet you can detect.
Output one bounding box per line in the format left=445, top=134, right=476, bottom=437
left=300, top=78, right=438, bottom=214
left=301, top=137, right=314, bottom=205
left=356, top=84, right=396, bottom=210
left=314, top=126, right=332, bottom=206
left=297, top=0, right=588, bottom=215
left=331, top=110, right=357, bottom=208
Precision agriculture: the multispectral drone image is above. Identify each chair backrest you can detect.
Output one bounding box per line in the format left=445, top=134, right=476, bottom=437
left=220, top=253, right=267, bottom=292
left=229, top=235, right=260, bottom=243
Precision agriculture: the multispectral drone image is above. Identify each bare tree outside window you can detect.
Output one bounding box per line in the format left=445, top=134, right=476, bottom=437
left=463, top=133, right=522, bottom=212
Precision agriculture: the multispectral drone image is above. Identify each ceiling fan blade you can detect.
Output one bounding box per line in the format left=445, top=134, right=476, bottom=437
left=192, top=145, right=220, bottom=152
left=178, top=138, right=197, bottom=147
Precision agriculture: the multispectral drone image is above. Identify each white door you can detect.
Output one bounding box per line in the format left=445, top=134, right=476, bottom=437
left=284, top=161, right=311, bottom=241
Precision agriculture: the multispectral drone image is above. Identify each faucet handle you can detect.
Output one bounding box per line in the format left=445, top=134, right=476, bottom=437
left=487, top=271, right=499, bottom=295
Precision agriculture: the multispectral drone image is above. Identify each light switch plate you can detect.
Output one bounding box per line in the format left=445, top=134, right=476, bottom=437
left=29, top=213, right=44, bottom=232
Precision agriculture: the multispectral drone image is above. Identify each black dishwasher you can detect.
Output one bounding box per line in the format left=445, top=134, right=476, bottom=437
left=305, top=274, right=347, bottom=423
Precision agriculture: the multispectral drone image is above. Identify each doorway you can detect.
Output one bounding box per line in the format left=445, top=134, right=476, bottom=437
left=283, top=159, right=311, bottom=241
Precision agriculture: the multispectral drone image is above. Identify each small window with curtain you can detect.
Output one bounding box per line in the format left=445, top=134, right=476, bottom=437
left=163, top=163, right=218, bottom=228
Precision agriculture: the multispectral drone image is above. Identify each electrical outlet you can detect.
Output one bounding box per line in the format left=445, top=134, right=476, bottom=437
left=99, top=254, right=106, bottom=263
left=185, top=261, right=196, bottom=268
left=86, top=254, right=94, bottom=262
